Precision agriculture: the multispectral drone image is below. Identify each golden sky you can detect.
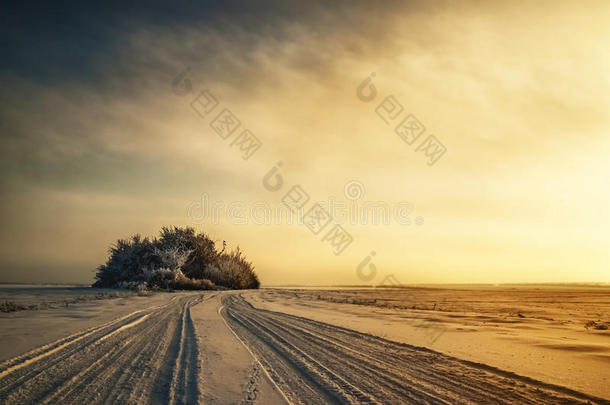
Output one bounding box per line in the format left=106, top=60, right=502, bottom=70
left=0, top=1, right=608, bottom=284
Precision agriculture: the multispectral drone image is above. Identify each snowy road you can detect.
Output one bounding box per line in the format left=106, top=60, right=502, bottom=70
left=0, top=294, right=202, bottom=405
left=222, top=294, right=607, bottom=405
left=1, top=292, right=608, bottom=404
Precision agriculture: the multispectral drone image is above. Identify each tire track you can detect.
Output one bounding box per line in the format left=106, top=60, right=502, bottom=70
left=169, top=302, right=199, bottom=405
left=222, top=294, right=610, bottom=405
left=0, top=293, right=202, bottom=405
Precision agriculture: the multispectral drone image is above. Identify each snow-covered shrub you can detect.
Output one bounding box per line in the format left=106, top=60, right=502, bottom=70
left=93, top=226, right=259, bottom=290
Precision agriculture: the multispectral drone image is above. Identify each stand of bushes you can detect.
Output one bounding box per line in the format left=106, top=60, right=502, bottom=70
left=93, top=226, right=259, bottom=290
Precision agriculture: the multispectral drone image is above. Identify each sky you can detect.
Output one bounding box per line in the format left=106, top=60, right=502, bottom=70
left=0, top=1, right=608, bottom=285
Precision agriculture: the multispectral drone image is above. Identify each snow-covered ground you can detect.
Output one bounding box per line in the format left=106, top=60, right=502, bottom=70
left=0, top=285, right=133, bottom=309
left=0, top=287, right=608, bottom=404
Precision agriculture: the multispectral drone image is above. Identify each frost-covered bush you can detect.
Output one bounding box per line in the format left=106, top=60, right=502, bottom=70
left=217, top=247, right=260, bottom=289
left=93, top=226, right=259, bottom=290
left=170, top=270, right=216, bottom=290
left=200, top=247, right=259, bottom=289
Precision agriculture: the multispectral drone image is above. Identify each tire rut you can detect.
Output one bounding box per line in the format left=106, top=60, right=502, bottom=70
left=0, top=294, right=203, bottom=405
left=222, top=294, right=609, bottom=405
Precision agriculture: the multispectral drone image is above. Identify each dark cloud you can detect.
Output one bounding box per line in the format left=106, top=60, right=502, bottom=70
left=0, top=1, right=424, bottom=84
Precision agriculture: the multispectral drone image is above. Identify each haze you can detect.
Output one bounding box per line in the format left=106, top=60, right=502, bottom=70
left=0, top=1, right=608, bottom=285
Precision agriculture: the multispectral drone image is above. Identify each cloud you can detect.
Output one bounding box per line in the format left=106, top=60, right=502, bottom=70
left=0, top=1, right=608, bottom=284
